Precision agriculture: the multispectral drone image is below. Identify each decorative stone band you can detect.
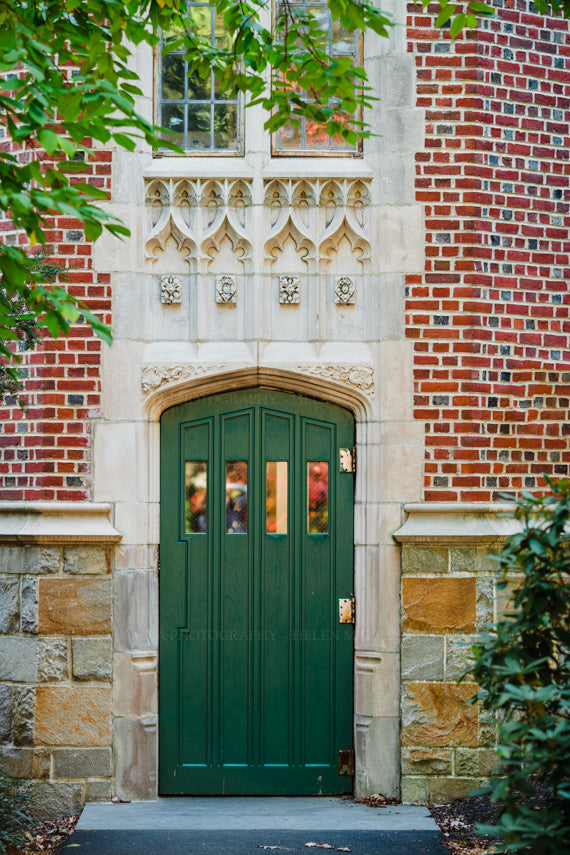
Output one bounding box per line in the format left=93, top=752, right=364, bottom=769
left=141, top=362, right=375, bottom=404
left=393, top=502, right=520, bottom=546
left=0, top=502, right=121, bottom=544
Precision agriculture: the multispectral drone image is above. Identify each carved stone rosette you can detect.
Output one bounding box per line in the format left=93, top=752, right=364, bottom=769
left=279, top=275, right=300, bottom=304
left=335, top=275, right=356, bottom=305
left=160, top=274, right=182, bottom=304
left=216, top=275, right=237, bottom=304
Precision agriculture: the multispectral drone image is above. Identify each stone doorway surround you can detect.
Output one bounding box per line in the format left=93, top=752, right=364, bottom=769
left=114, top=357, right=418, bottom=801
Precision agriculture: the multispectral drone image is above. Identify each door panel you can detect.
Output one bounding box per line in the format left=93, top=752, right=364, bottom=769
left=159, top=389, right=354, bottom=795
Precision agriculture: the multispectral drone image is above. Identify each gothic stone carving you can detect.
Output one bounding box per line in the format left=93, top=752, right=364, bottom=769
left=161, top=274, right=182, bottom=304
left=145, top=178, right=252, bottom=266
left=142, top=362, right=374, bottom=403
left=145, top=177, right=371, bottom=280
left=216, top=275, right=237, bottom=304
left=335, top=275, right=356, bottom=305
left=279, top=275, right=300, bottom=304
left=264, top=178, right=371, bottom=267
left=142, top=364, right=227, bottom=395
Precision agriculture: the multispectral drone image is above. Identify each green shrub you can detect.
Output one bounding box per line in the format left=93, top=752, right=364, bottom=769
left=0, top=768, right=30, bottom=855
left=469, top=477, right=570, bottom=854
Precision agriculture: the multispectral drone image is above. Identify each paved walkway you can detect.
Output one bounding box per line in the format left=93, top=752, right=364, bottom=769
left=58, top=798, right=447, bottom=855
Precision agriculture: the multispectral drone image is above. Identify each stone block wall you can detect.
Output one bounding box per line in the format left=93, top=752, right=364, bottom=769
left=395, top=505, right=520, bottom=803
left=0, top=543, right=113, bottom=817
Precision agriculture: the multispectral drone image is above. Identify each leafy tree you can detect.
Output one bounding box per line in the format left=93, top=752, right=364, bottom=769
left=469, top=478, right=570, bottom=854
left=0, top=0, right=568, bottom=396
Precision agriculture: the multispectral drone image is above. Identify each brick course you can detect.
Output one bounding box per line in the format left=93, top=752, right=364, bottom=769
left=407, top=0, right=570, bottom=501
left=0, top=141, right=112, bottom=501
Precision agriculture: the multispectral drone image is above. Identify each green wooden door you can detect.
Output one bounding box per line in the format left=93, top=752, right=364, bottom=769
left=159, top=389, right=354, bottom=795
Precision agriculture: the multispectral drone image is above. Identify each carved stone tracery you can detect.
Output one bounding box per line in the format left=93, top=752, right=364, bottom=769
left=145, top=178, right=252, bottom=266
left=144, top=177, right=371, bottom=273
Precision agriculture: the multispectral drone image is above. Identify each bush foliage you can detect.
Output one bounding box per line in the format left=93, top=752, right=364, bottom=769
left=0, top=768, right=30, bottom=855
left=469, top=478, right=570, bottom=854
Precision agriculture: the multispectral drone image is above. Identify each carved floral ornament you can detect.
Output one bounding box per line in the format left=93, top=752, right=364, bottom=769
left=141, top=363, right=375, bottom=402
left=279, top=275, right=300, bottom=304
left=161, top=274, right=182, bottom=304
left=216, top=275, right=237, bottom=304
left=335, top=276, right=355, bottom=304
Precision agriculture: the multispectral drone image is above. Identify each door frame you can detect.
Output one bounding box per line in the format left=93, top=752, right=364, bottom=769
left=118, top=365, right=400, bottom=800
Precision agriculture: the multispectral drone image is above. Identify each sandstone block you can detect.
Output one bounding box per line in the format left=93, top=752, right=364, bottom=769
left=476, top=577, right=494, bottom=630
left=54, top=747, right=112, bottom=778
left=64, top=548, right=110, bottom=576
left=0, top=575, right=19, bottom=633
left=0, top=637, right=38, bottom=682
left=402, top=682, right=478, bottom=748
left=114, top=715, right=157, bottom=801
left=85, top=781, right=112, bottom=801
left=400, top=776, right=428, bottom=804
left=21, top=576, right=38, bottom=633
left=0, top=547, right=39, bottom=575
left=72, top=638, right=112, bottom=681
left=36, top=686, right=111, bottom=746
left=445, top=637, right=476, bottom=681
left=0, top=683, right=11, bottom=741
left=402, top=577, right=476, bottom=634
left=401, top=635, right=444, bottom=681
left=401, top=546, right=448, bottom=575
left=449, top=547, right=477, bottom=573
left=13, top=685, right=35, bottom=746
left=1, top=747, right=50, bottom=779
left=30, top=782, right=83, bottom=820
left=38, top=638, right=68, bottom=682
left=401, top=748, right=451, bottom=776
left=429, top=777, right=480, bottom=803
left=37, top=548, right=61, bottom=575
left=455, top=748, right=497, bottom=778
left=38, top=578, right=112, bottom=635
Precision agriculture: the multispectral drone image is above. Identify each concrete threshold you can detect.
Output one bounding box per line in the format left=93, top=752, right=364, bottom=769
left=78, top=797, right=438, bottom=831
left=64, top=799, right=447, bottom=855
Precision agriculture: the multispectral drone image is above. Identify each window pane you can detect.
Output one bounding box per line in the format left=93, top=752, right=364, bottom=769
left=266, top=462, right=288, bottom=534
left=187, top=4, right=211, bottom=38
left=187, top=104, right=211, bottom=149
left=160, top=103, right=184, bottom=148
left=226, top=462, right=248, bottom=533
left=307, top=462, right=329, bottom=534
left=276, top=121, right=303, bottom=150
left=162, top=53, right=185, bottom=100
left=158, top=1, right=241, bottom=153
left=214, top=104, right=238, bottom=150
left=187, top=71, right=210, bottom=100
left=186, top=461, right=207, bottom=533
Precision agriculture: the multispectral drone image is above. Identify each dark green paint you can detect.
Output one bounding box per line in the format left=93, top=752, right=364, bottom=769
left=159, top=390, right=354, bottom=795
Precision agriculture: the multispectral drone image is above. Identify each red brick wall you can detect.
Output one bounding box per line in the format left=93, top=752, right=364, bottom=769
left=407, top=0, right=570, bottom=501
left=0, top=148, right=112, bottom=501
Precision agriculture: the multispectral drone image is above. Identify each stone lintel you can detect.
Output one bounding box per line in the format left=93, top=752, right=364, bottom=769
left=0, top=503, right=121, bottom=545
left=393, top=502, right=520, bottom=545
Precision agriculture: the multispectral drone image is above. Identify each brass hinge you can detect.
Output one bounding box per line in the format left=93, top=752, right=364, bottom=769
left=338, top=749, right=355, bottom=776
left=338, top=596, right=355, bottom=624
left=157, top=545, right=160, bottom=574
left=339, top=446, right=356, bottom=473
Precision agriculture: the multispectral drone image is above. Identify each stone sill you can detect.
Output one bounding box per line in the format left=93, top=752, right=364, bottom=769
left=0, top=502, right=121, bottom=544
left=393, top=502, right=520, bottom=545
left=143, top=157, right=374, bottom=181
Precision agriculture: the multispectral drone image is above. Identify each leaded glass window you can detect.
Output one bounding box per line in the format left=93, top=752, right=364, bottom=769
left=158, top=2, right=241, bottom=153
left=272, top=0, right=361, bottom=154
